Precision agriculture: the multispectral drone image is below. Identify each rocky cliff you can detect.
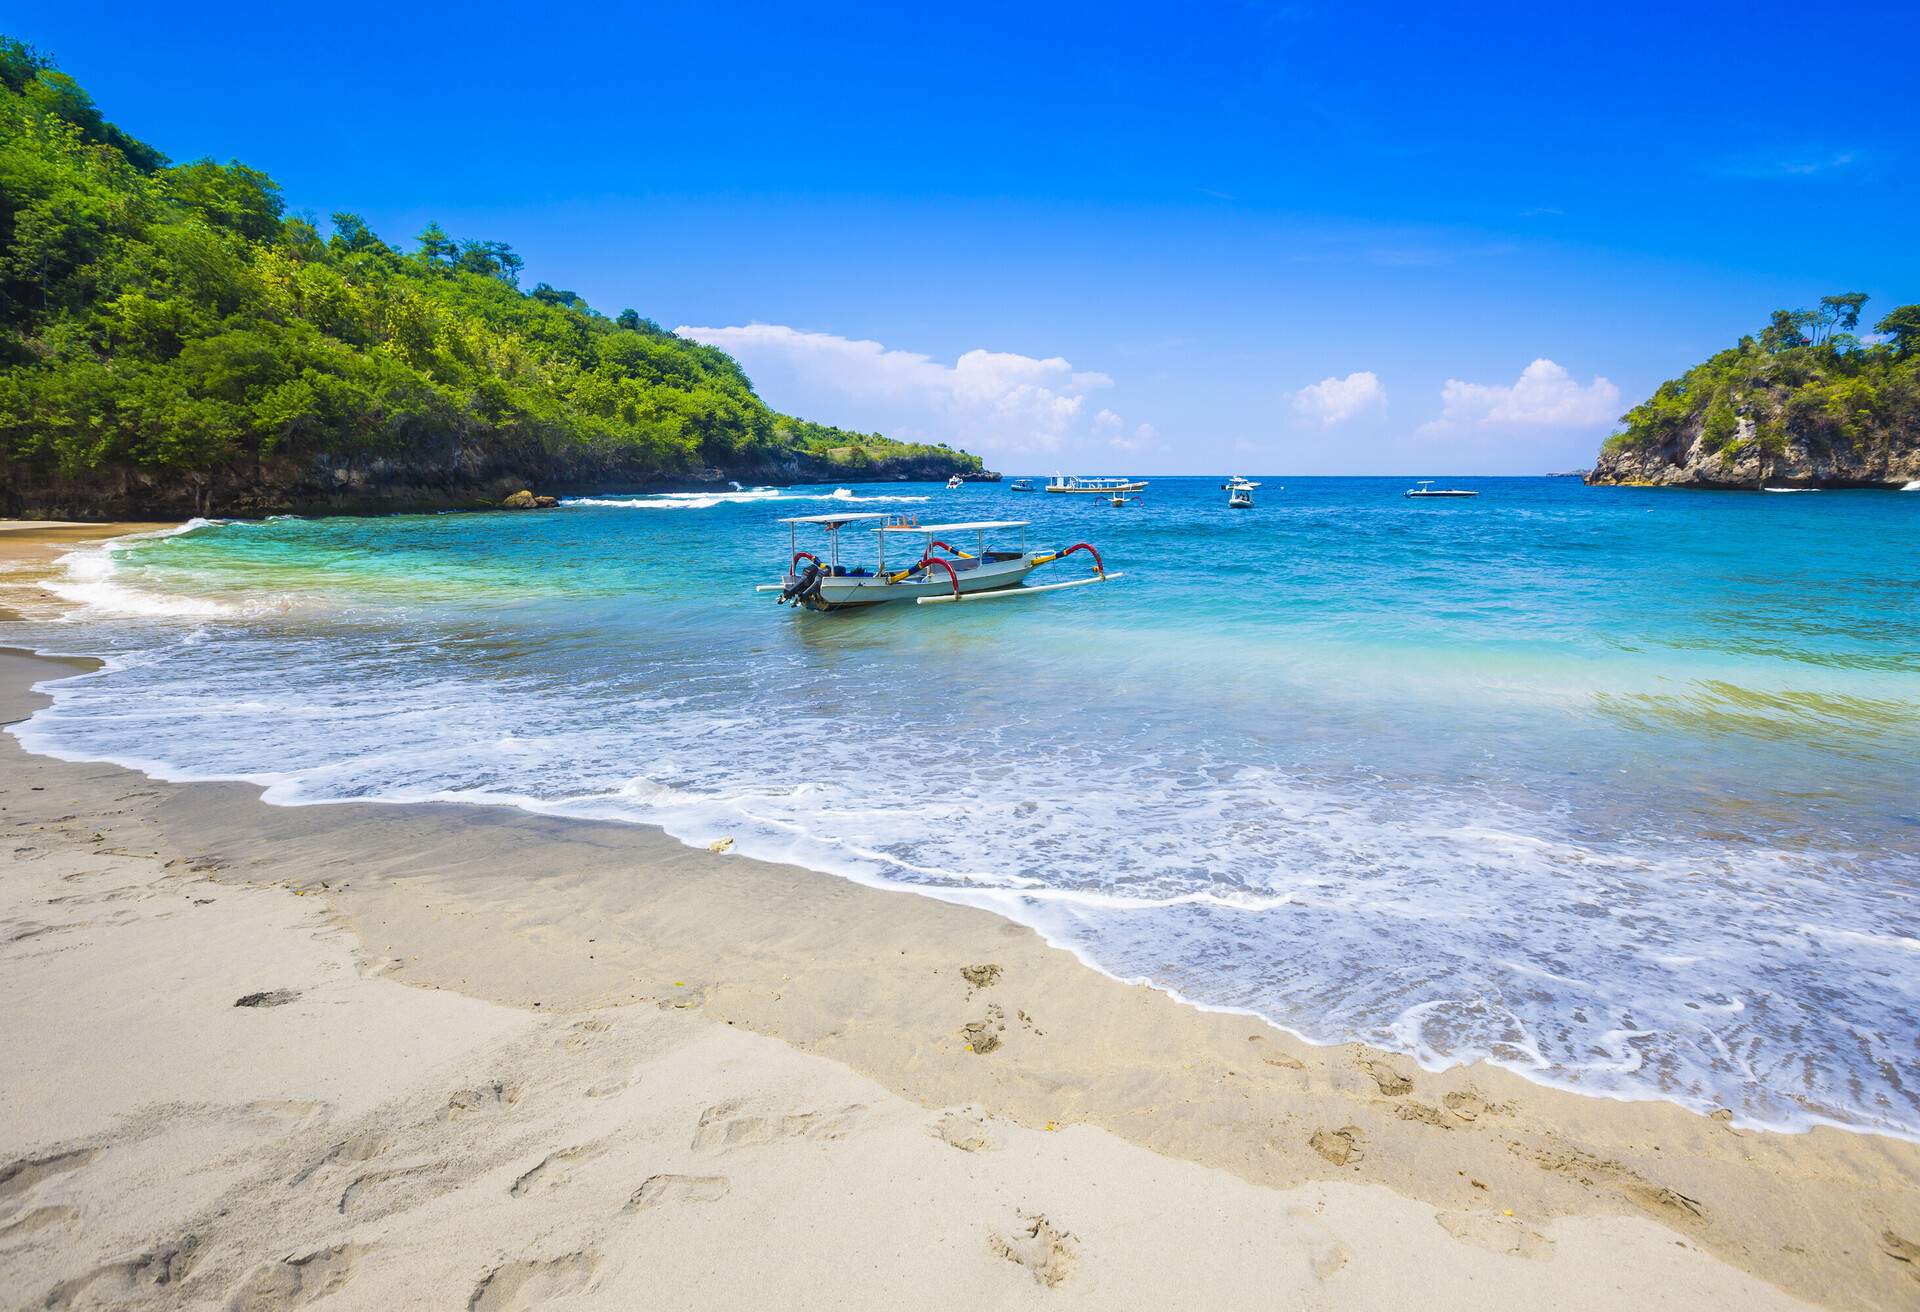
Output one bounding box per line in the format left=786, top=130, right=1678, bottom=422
left=0, top=441, right=978, bottom=520
left=1585, top=296, right=1920, bottom=490
left=1585, top=415, right=1920, bottom=489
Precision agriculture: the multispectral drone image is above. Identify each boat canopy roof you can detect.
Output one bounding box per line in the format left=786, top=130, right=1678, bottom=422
left=777, top=511, right=891, bottom=526
left=874, top=519, right=1029, bottom=535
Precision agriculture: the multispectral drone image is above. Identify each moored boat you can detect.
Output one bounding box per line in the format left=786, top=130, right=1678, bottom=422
left=946, top=474, right=965, bottom=489
left=1009, top=478, right=1034, bottom=491
left=760, top=514, right=1122, bottom=611
left=1404, top=480, right=1477, bottom=499
left=1045, top=475, right=1149, bottom=494
left=1223, top=476, right=1258, bottom=508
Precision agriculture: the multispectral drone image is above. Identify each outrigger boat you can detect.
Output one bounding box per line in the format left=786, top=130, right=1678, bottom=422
left=1404, top=480, right=1477, bottom=499
left=1045, top=475, right=1148, bottom=494
left=760, top=513, right=1122, bottom=610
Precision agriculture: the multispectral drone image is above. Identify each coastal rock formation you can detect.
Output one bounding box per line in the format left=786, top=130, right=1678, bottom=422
left=1586, top=414, right=1920, bottom=489
left=1586, top=293, right=1919, bottom=489
left=0, top=442, right=977, bottom=520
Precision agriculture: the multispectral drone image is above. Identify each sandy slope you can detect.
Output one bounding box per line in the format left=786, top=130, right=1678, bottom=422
left=1, top=525, right=1915, bottom=1309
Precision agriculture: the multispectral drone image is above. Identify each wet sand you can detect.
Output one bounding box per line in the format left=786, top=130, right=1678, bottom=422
left=1, top=524, right=1915, bottom=1309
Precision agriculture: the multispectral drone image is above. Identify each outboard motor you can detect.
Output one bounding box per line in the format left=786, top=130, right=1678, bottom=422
left=780, top=561, right=823, bottom=605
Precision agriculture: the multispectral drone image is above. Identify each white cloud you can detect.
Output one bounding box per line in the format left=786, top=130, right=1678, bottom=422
left=674, top=323, right=1133, bottom=455
left=1291, top=371, right=1386, bottom=425
left=1110, top=422, right=1157, bottom=452
left=1719, top=148, right=1861, bottom=180
left=1420, top=359, right=1619, bottom=434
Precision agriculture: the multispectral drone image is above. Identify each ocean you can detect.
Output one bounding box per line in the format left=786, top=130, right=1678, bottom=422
left=8, top=476, right=1918, bottom=1138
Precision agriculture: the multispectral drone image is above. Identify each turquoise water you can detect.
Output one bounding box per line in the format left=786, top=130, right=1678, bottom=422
left=10, top=477, right=1920, bottom=1136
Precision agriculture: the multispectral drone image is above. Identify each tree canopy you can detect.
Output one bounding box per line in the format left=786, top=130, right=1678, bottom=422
left=0, top=37, right=976, bottom=507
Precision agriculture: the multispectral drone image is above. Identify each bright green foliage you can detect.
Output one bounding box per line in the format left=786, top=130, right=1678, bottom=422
left=0, top=39, right=976, bottom=494
left=1608, top=294, right=1920, bottom=456
left=1874, top=304, right=1920, bottom=358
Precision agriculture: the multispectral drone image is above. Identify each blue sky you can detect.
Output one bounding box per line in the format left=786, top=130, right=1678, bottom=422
left=14, top=2, right=1917, bottom=473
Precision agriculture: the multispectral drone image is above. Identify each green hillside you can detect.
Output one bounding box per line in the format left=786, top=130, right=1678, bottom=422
left=1590, top=294, right=1919, bottom=487
left=0, top=38, right=978, bottom=515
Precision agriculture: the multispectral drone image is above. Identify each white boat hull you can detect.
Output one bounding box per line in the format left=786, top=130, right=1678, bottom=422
left=784, top=554, right=1041, bottom=609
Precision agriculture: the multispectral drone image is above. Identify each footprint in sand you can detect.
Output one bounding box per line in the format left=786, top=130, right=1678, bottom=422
left=468, top=1252, right=600, bottom=1312
left=1437, top=1209, right=1554, bottom=1260
left=961, top=1003, right=1006, bottom=1055
left=1442, top=1088, right=1511, bottom=1123
left=1358, top=1058, right=1413, bottom=1096
left=0, top=1205, right=79, bottom=1246
left=990, top=1214, right=1077, bottom=1288
left=930, top=1108, right=1001, bottom=1153
left=289, top=1131, right=390, bottom=1189
left=444, top=1081, right=521, bottom=1120
left=1283, top=1206, right=1351, bottom=1280
left=0, top=1147, right=98, bottom=1203
left=1514, top=1143, right=1706, bottom=1224
left=43, top=1234, right=201, bottom=1309
left=511, top=1143, right=606, bottom=1198
left=227, top=1244, right=363, bottom=1311
left=1393, top=1101, right=1453, bottom=1129
left=1880, top=1230, right=1919, bottom=1283
left=338, top=1163, right=445, bottom=1216
left=559, top=1018, right=610, bottom=1051
left=626, top=1174, right=730, bottom=1210
left=960, top=963, right=1001, bottom=990
left=691, top=1099, right=864, bottom=1151
left=1309, top=1127, right=1365, bottom=1166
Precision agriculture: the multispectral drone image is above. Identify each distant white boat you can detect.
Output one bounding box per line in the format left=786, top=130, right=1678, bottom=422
left=946, top=474, right=965, bottom=489
left=1009, top=478, right=1033, bottom=491
left=1046, top=475, right=1149, bottom=494
left=1762, top=487, right=1819, bottom=493
left=1902, top=479, right=1920, bottom=492
left=1404, top=480, right=1477, bottom=499
left=1223, top=475, right=1259, bottom=509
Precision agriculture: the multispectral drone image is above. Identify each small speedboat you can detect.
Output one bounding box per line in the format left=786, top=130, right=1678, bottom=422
left=1404, top=480, right=1477, bottom=499
left=1009, top=479, right=1033, bottom=491
left=760, top=514, right=1123, bottom=611
left=946, top=474, right=965, bottom=489
left=1223, top=476, right=1259, bottom=508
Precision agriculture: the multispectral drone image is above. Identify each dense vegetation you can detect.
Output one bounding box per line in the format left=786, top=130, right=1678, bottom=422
left=0, top=39, right=975, bottom=513
left=1602, top=293, right=1919, bottom=464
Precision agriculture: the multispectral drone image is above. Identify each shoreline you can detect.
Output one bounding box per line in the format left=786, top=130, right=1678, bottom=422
left=3, top=524, right=1917, bottom=1307
left=7, top=519, right=1909, bottom=1147
left=15, top=682, right=1915, bottom=1148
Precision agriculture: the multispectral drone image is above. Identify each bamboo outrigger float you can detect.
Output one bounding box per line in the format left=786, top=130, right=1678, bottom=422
left=759, top=513, right=1122, bottom=611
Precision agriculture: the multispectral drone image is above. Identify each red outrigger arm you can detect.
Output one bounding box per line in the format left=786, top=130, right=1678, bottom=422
left=1057, top=542, right=1104, bottom=576
left=915, top=555, right=961, bottom=598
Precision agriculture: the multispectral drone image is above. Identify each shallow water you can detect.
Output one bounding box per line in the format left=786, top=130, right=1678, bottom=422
left=9, top=477, right=1919, bottom=1137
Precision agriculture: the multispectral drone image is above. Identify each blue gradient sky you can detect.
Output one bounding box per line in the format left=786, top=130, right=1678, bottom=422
left=14, top=2, right=1916, bottom=473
